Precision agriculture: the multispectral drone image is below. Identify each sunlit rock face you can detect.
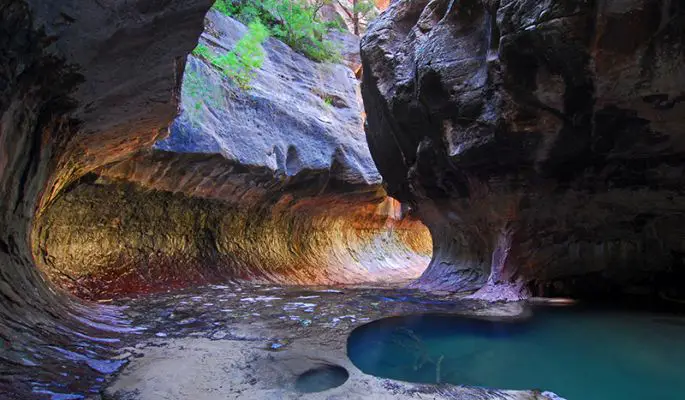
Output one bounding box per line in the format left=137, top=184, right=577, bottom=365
left=34, top=11, right=431, bottom=299
left=167, top=10, right=380, bottom=187
left=37, top=179, right=430, bottom=299
left=361, top=0, right=685, bottom=300
left=376, top=0, right=391, bottom=11
left=0, top=0, right=212, bottom=396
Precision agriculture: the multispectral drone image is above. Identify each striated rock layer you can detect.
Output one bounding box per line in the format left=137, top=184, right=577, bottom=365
left=361, top=0, right=685, bottom=300
left=0, top=2, right=427, bottom=398
left=33, top=12, right=431, bottom=300
left=168, top=11, right=380, bottom=186
left=0, top=0, right=213, bottom=396
left=37, top=179, right=430, bottom=299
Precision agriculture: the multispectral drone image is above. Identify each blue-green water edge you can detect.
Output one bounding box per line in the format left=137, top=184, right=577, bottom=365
left=347, top=306, right=685, bottom=400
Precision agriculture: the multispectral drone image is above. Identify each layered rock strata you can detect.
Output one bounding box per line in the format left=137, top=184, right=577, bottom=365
left=0, top=0, right=212, bottom=396
left=1, top=3, right=427, bottom=396
left=36, top=177, right=430, bottom=299
left=34, top=11, right=431, bottom=300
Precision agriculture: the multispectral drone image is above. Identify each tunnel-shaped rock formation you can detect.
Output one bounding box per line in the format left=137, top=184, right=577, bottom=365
left=31, top=10, right=431, bottom=299
left=35, top=178, right=430, bottom=299
left=1, top=3, right=430, bottom=396
left=5, top=0, right=682, bottom=397
left=361, top=0, right=685, bottom=300
left=1, top=0, right=214, bottom=395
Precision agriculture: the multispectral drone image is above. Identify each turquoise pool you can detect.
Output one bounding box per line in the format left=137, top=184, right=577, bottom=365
left=347, top=306, right=685, bottom=399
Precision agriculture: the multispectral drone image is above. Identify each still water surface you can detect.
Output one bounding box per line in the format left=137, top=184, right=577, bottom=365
left=348, top=306, right=685, bottom=400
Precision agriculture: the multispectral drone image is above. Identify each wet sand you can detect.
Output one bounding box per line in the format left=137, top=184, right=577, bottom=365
left=104, top=283, right=554, bottom=400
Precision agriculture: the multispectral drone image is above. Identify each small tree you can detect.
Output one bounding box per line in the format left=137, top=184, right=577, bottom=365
left=212, top=0, right=340, bottom=62
left=336, top=0, right=377, bottom=35
left=190, top=20, right=269, bottom=90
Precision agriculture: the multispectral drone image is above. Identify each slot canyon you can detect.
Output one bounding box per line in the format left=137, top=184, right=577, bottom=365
left=0, top=0, right=683, bottom=399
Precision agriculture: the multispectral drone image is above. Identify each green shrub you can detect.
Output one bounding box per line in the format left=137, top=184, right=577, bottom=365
left=342, top=0, right=378, bottom=35
left=192, top=43, right=212, bottom=59
left=183, top=69, right=206, bottom=111
left=212, top=21, right=270, bottom=89
left=182, top=67, right=224, bottom=124
left=212, top=0, right=340, bottom=62
left=189, top=20, right=269, bottom=90
left=191, top=0, right=346, bottom=91
left=212, top=0, right=231, bottom=15
left=213, top=0, right=261, bottom=22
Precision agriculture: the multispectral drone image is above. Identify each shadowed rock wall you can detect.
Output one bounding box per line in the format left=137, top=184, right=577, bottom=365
left=0, top=0, right=213, bottom=396
left=361, top=0, right=685, bottom=300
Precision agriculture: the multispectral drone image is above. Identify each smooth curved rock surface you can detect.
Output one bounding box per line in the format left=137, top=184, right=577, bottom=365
left=0, top=2, right=428, bottom=396
left=34, top=11, right=431, bottom=299
left=0, top=0, right=212, bottom=397
left=36, top=179, right=431, bottom=299
left=163, top=11, right=379, bottom=186
left=361, top=0, right=685, bottom=299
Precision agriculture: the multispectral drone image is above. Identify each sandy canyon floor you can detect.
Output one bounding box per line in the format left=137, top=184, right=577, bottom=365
left=103, top=283, right=558, bottom=400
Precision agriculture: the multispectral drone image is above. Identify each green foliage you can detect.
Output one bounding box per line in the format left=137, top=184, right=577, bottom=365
left=190, top=0, right=352, bottom=91
left=192, top=43, right=212, bottom=59
left=212, top=0, right=231, bottom=15
left=182, top=67, right=224, bottom=124
left=213, top=0, right=260, bottom=22
left=211, top=21, right=270, bottom=89
left=334, top=0, right=378, bottom=35
left=189, top=21, right=269, bottom=90
left=212, top=0, right=340, bottom=62
left=352, top=0, right=376, bottom=17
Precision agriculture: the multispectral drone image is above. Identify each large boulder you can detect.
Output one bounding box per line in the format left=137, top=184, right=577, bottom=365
left=361, top=0, right=685, bottom=300
left=118, top=10, right=379, bottom=193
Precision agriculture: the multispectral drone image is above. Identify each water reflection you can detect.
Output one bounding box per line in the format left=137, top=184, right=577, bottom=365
left=348, top=308, right=685, bottom=400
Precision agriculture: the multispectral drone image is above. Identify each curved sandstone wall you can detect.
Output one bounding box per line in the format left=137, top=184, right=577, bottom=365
left=2, top=0, right=681, bottom=397
left=361, top=0, right=685, bottom=300
left=0, top=0, right=212, bottom=396
left=1, top=3, right=427, bottom=396
left=30, top=11, right=431, bottom=300
left=35, top=178, right=430, bottom=299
